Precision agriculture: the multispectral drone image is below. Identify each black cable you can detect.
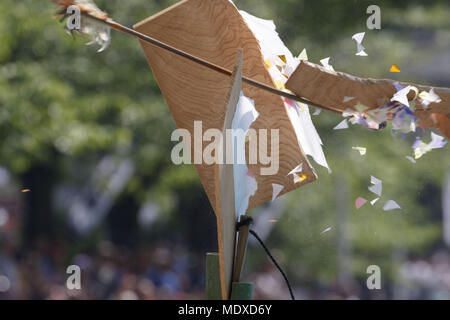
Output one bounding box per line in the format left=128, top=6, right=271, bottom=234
left=249, top=229, right=295, bottom=300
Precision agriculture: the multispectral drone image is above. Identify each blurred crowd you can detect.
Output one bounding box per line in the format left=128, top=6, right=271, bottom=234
left=0, top=237, right=206, bottom=300
left=2, top=231, right=450, bottom=299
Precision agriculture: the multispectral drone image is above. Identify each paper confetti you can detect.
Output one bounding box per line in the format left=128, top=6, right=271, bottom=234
left=337, top=83, right=443, bottom=136
left=391, top=85, right=417, bottom=107
left=418, top=89, right=442, bottom=108
left=383, top=200, right=401, bottom=211
left=320, top=57, right=335, bottom=71
left=321, top=227, right=332, bottom=234
left=352, top=146, right=367, bottom=156
left=390, top=64, right=401, bottom=72
left=356, top=197, right=368, bottom=209
left=233, top=93, right=259, bottom=217
left=370, top=198, right=380, bottom=205
left=343, top=96, right=355, bottom=103
left=287, top=162, right=308, bottom=184
left=293, top=174, right=309, bottom=184
left=288, top=163, right=303, bottom=176
left=271, top=183, right=284, bottom=202
left=352, top=32, right=368, bottom=56
left=313, top=108, right=322, bottom=116
left=368, top=176, right=382, bottom=197
left=405, top=156, right=416, bottom=163
left=298, top=48, right=308, bottom=61
left=413, top=132, right=447, bottom=159
left=334, top=119, right=349, bottom=130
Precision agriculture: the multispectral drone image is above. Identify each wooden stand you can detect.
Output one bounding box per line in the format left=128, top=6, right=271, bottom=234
left=206, top=252, right=253, bottom=300
left=205, top=253, right=222, bottom=300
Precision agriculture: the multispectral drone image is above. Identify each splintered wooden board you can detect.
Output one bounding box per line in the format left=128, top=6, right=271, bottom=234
left=213, top=51, right=242, bottom=300
left=286, top=60, right=450, bottom=138
left=134, top=0, right=317, bottom=214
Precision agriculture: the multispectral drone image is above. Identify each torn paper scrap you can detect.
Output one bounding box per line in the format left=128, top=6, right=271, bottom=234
left=320, top=57, right=335, bottom=71
left=413, top=132, right=448, bottom=159
left=352, top=32, right=368, bottom=56
left=287, top=163, right=308, bottom=184
left=313, top=108, right=322, bottom=116
left=334, top=119, right=349, bottom=130
left=321, top=227, right=332, bottom=234
left=383, top=200, right=401, bottom=211
left=352, top=146, right=367, bottom=156
left=343, top=96, right=355, bottom=103
left=292, top=173, right=309, bottom=184
left=298, top=48, right=308, bottom=61
left=405, top=156, right=416, bottom=163
left=233, top=92, right=259, bottom=217
left=370, top=198, right=380, bottom=205
left=390, top=64, right=401, bottom=72
left=418, top=89, right=442, bottom=108
left=356, top=197, right=368, bottom=209
left=272, top=183, right=284, bottom=202
left=391, top=85, right=418, bottom=107
left=368, top=176, right=382, bottom=197
left=288, top=163, right=303, bottom=176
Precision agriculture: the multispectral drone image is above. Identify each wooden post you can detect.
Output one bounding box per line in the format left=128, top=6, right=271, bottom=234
left=205, top=253, right=222, bottom=300
left=232, top=215, right=251, bottom=283
left=230, top=282, right=253, bottom=300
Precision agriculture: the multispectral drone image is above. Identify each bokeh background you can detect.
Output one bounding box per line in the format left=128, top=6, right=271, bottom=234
left=1, top=0, right=450, bottom=300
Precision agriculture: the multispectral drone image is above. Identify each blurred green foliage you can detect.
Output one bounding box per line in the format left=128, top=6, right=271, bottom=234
left=1, top=0, right=449, bottom=296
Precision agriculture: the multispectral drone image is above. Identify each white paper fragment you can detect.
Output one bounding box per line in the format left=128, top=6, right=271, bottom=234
left=383, top=200, right=401, bottom=211
left=334, top=119, right=349, bottom=130
left=298, top=48, right=308, bottom=61
left=320, top=57, right=335, bottom=71
left=288, top=163, right=303, bottom=176
left=352, top=146, right=367, bottom=156
left=414, top=132, right=448, bottom=159
left=356, top=44, right=368, bottom=56
left=352, top=32, right=368, bottom=56
left=352, top=34, right=367, bottom=56
left=391, top=85, right=418, bottom=107
left=342, top=111, right=355, bottom=119
left=368, top=176, right=382, bottom=197
left=406, top=156, right=416, bottom=163
left=321, top=227, right=332, bottom=234
left=418, top=89, right=441, bottom=108
left=352, top=32, right=365, bottom=43
left=356, top=197, right=368, bottom=209
left=343, top=96, right=355, bottom=103
left=271, top=184, right=284, bottom=202
left=313, top=108, right=322, bottom=116
left=370, top=198, right=380, bottom=205
left=233, top=92, right=259, bottom=217
left=292, top=173, right=308, bottom=184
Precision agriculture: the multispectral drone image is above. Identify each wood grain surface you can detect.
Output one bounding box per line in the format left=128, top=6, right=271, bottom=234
left=134, top=0, right=317, bottom=214
left=286, top=60, right=450, bottom=138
